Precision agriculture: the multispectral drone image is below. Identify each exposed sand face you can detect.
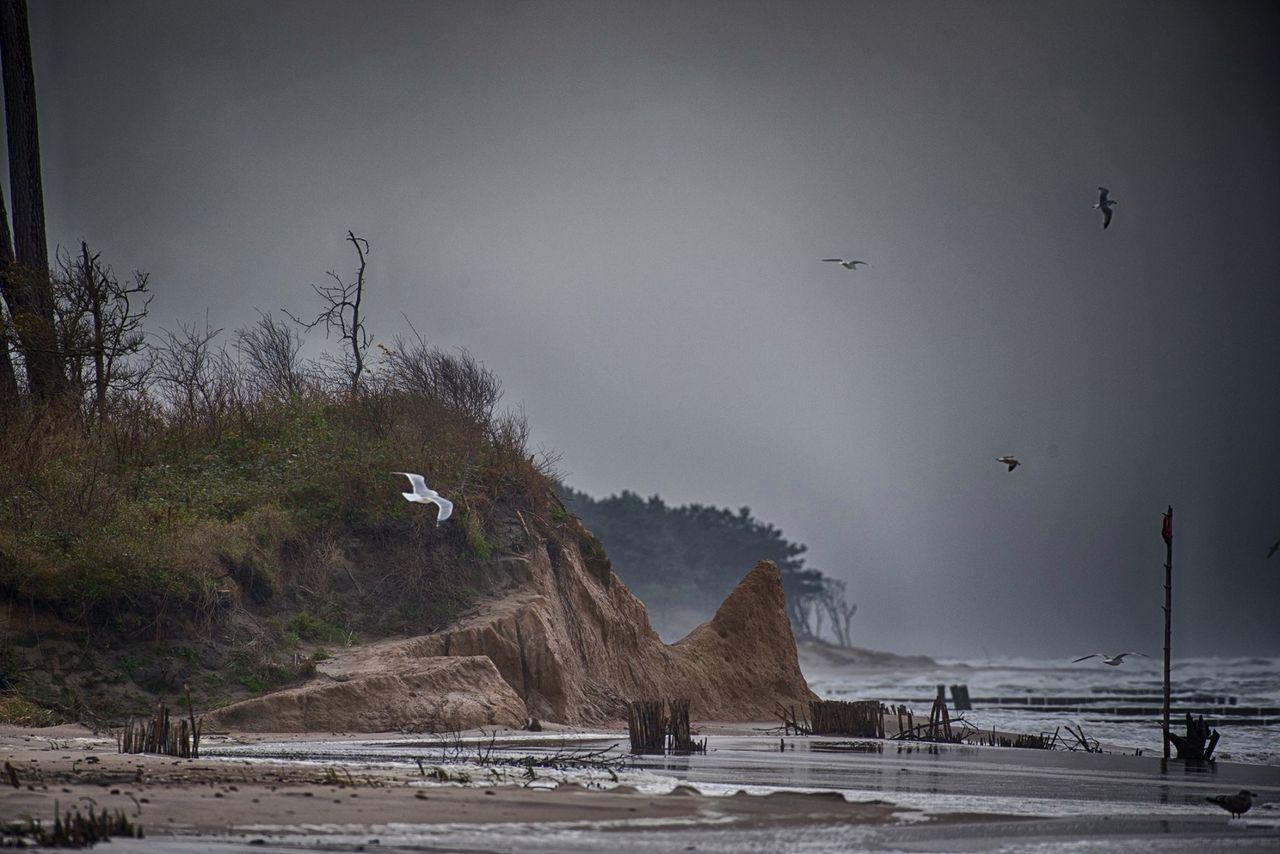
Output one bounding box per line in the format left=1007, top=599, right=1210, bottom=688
left=204, top=560, right=817, bottom=733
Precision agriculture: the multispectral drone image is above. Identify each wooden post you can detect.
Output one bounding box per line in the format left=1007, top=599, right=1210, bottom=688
left=1162, top=505, right=1173, bottom=760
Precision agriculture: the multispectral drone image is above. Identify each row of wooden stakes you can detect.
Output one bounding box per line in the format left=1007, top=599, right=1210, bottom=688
left=627, top=699, right=707, bottom=754
left=115, top=697, right=202, bottom=759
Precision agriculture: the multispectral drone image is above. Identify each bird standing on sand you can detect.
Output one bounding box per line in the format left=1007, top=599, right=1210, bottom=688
left=1267, top=539, right=1279, bottom=559
left=1206, top=789, right=1259, bottom=819
left=393, top=472, right=453, bottom=524
left=995, top=455, right=1021, bottom=472
left=1093, top=187, right=1117, bottom=229
left=1072, top=652, right=1148, bottom=666
left=822, top=258, right=869, bottom=270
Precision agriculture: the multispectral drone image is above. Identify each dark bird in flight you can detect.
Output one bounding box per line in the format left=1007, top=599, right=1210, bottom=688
left=1093, top=187, right=1117, bottom=229
left=1267, top=539, right=1279, bottom=559
left=822, top=258, right=868, bottom=270
left=1073, top=652, right=1148, bottom=666
left=1206, top=789, right=1259, bottom=819
left=995, top=455, right=1020, bottom=472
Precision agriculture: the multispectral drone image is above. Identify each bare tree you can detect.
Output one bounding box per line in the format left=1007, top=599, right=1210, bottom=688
left=54, top=242, right=152, bottom=417
left=792, top=592, right=817, bottom=641
left=0, top=0, right=61, bottom=399
left=285, top=231, right=371, bottom=395
left=235, top=311, right=308, bottom=402
left=817, top=577, right=858, bottom=647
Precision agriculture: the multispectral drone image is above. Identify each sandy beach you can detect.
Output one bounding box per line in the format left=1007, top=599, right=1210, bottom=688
left=3, top=723, right=1278, bottom=852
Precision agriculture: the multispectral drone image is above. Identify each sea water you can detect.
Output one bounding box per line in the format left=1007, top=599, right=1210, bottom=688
left=807, top=655, right=1280, bottom=765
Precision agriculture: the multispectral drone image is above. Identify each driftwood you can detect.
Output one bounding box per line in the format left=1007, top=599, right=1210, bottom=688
left=1166, top=712, right=1220, bottom=761
left=1063, top=723, right=1100, bottom=753
left=777, top=703, right=811, bottom=736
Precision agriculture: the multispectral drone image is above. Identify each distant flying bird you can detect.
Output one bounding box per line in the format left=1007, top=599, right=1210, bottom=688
left=995, top=455, right=1021, bottom=472
left=1206, top=789, right=1259, bottom=819
left=1072, top=652, right=1148, bottom=666
left=822, top=258, right=868, bottom=270
left=392, top=472, right=453, bottom=524
left=1267, top=539, right=1279, bottom=559
left=1093, top=187, right=1117, bottom=229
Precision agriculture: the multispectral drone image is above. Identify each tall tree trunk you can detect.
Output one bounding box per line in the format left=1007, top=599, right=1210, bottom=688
left=0, top=181, right=19, bottom=403
left=0, top=0, right=60, bottom=399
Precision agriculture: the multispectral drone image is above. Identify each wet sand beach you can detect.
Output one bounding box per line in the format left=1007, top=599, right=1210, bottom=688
left=2, top=724, right=1278, bottom=852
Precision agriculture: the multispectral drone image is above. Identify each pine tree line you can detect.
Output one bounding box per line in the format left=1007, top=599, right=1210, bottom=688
left=560, top=486, right=857, bottom=645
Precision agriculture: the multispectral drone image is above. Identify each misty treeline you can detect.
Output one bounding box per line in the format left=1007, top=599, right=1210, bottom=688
left=560, top=488, right=857, bottom=646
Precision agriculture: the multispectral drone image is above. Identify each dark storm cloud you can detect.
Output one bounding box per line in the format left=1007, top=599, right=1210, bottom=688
left=27, top=0, right=1280, bottom=655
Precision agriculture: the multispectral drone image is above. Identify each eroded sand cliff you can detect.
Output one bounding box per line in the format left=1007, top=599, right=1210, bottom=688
left=208, top=523, right=815, bottom=731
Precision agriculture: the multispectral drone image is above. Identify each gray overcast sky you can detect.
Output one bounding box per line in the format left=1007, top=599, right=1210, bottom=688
left=27, top=1, right=1280, bottom=656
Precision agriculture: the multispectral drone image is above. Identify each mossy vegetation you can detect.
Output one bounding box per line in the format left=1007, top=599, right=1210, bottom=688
left=0, top=317, right=559, bottom=722
left=0, top=692, right=64, bottom=727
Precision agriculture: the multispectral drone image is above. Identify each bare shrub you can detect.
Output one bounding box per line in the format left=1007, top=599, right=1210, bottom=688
left=151, top=320, right=240, bottom=434
left=234, top=311, right=309, bottom=402
left=380, top=335, right=501, bottom=428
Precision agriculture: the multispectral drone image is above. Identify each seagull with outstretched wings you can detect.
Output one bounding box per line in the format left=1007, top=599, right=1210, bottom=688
left=822, top=258, right=868, bottom=270
left=392, top=472, right=453, bottom=524
left=1072, top=652, right=1147, bottom=666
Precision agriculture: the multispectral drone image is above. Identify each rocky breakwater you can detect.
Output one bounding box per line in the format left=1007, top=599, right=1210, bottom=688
left=207, top=519, right=815, bottom=732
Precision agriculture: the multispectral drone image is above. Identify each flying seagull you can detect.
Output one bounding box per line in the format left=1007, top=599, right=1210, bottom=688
left=822, top=258, right=869, bottom=270
left=995, top=455, right=1021, bottom=472
left=1072, top=652, right=1148, bottom=666
left=392, top=472, right=453, bottom=524
left=1267, top=539, right=1279, bottom=559
left=1206, top=790, right=1259, bottom=819
left=1093, top=187, right=1117, bottom=229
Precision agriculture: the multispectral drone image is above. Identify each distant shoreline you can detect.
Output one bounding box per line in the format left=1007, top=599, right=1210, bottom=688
left=797, top=639, right=943, bottom=676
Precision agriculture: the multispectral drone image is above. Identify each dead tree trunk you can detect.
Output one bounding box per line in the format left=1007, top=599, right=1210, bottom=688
left=1166, top=712, right=1219, bottom=762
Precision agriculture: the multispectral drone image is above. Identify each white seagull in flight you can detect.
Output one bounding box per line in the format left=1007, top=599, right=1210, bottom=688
left=1073, top=652, right=1148, bottom=666
left=393, top=472, right=453, bottom=524
left=1093, top=187, right=1117, bottom=229
left=995, top=455, right=1021, bottom=472
left=822, top=258, right=869, bottom=270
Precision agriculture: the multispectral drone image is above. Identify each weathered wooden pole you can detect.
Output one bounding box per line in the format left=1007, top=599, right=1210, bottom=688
left=1161, top=505, right=1173, bottom=760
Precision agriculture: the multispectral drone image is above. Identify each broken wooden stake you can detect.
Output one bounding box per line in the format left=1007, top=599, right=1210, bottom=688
left=1166, top=712, right=1220, bottom=761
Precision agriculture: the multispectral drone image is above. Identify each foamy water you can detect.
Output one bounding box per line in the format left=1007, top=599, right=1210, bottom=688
left=807, top=655, right=1280, bottom=765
